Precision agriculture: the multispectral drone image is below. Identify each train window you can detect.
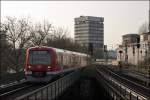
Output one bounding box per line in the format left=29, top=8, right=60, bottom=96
left=57, top=53, right=62, bottom=64
left=57, top=54, right=60, bottom=63
left=29, top=50, right=50, bottom=65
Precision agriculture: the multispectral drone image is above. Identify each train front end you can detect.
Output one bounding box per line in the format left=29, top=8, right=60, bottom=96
left=25, top=47, right=57, bottom=82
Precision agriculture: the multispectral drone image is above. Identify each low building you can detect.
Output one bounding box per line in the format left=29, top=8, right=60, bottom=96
left=117, top=32, right=150, bottom=65
left=139, top=32, right=150, bottom=63
left=122, top=34, right=140, bottom=47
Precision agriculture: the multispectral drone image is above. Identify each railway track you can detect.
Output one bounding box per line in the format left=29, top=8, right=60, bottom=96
left=0, top=70, right=74, bottom=100
left=0, top=81, right=33, bottom=100
left=0, top=84, right=33, bottom=99
left=96, top=65, right=150, bottom=100
left=0, top=80, right=28, bottom=95
left=103, top=65, right=150, bottom=88
left=0, top=81, right=51, bottom=100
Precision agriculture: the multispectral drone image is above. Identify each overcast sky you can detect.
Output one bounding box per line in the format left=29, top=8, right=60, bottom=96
left=1, top=1, right=149, bottom=49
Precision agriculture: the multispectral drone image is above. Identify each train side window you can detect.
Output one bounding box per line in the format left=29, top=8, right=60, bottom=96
left=69, top=55, right=71, bottom=65
left=56, top=53, right=61, bottom=66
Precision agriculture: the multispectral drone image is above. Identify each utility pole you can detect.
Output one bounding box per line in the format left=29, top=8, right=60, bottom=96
left=88, top=43, right=93, bottom=56
left=132, top=45, right=135, bottom=65
left=125, top=41, right=128, bottom=64
left=118, top=50, right=123, bottom=72
left=137, top=38, right=140, bottom=72
left=140, top=50, right=142, bottom=63
left=148, top=9, right=150, bottom=32
left=104, top=45, right=108, bottom=65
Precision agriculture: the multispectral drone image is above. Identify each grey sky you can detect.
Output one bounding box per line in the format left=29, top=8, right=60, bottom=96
left=1, top=1, right=149, bottom=49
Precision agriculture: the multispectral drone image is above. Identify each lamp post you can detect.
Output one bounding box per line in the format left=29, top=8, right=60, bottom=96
left=145, top=50, right=148, bottom=65
left=137, top=37, right=140, bottom=72
left=137, top=44, right=140, bottom=72
left=145, top=50, right=149, bottom=77
left=149, top=42, right=150, bottom=77
left=104, top=45, right=108, bottom=65
left=140, top=50, right=143, bottom=66
left=119, top=50, right=123, bottom=61
left=145, top=44, right=150, bottom=86
left=88, top=43, right=93, bottom=56
left=125, top=42, right=128, bottom=64
left=118, top=50, right=123, bottom=72
left=132, top=45, right=135, bottom=65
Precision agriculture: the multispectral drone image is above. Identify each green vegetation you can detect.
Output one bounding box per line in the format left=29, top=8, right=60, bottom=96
left=123, top=63, right=149, bottom=75
left=81, top=64, right=96, bottom=78
left=128, top=65, right=149, bottom=75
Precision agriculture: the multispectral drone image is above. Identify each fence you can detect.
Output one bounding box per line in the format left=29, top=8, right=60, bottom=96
left=15, top=70, right=81, bottom=100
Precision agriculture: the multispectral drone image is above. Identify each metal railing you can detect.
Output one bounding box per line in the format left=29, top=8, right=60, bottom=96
left=96, top=66, right=150, bottom=100
left=15, top=70, right=81, bottom=100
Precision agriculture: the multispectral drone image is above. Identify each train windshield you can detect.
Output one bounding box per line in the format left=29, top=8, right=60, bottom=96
left=29, top=50, right=50, bottom=65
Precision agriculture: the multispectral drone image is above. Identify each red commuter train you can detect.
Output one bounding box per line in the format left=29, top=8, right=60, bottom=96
left=25, top=46, right=89, bottom=82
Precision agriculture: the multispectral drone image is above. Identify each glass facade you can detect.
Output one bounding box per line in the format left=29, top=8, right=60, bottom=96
left=74, top=16, right=104, bottom=49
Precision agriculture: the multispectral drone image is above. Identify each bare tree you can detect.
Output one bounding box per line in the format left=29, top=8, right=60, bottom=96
left=0, top=23, right=11, bottom=74
left=52, top=27, right=69, bottom=40
left=30, top=20, right=52, bottom=46
left=46, top=27, right=87, bottom=52
left=138, top=22, right=149, bottom=34
left=3, top=16, right=33, bottom=73
left=46, top=27, right=71, bottom=48
left=1, top=17, right=87, bottom=75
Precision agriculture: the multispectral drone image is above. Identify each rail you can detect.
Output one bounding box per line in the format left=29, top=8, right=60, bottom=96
left=96, top=66, right=150, bottom=100
left=0, top=80, right=28, bottom=95
left=15, top=70, right=81, bottom=100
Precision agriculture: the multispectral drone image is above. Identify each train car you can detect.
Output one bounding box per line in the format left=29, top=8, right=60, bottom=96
left=24, top=46, right=89, bottom=82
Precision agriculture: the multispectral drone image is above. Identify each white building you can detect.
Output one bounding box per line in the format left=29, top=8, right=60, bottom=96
left=117, top=32, right=150, bottom=65
left=116, top=45, right=125, bottom=62
left=139, top=32, right=150, bottom=63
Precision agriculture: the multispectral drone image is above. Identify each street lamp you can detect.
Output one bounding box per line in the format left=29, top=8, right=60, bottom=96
left=137, top=43, right=140, bottom=72
left=124, top=40, right=128, bottom=64
left=104, top=45, right=108, bottom=65
left=145, top=50, right=148, bottom=64
left=118, top=50, right=123, bottom=72
left=140, top=50, right=143, bottom=66
left=132, top=45, right=135, bottom=65
left=136, top=37, right=140, bottom=72
left=119, top=50, right=123, bottom=61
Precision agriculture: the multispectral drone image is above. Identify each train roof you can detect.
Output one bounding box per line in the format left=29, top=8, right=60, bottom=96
left=28, top=46, right=89, bottom=56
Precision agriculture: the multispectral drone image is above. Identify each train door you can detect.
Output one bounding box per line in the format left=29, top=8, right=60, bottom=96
left=60, top=53, right=63, bottom=70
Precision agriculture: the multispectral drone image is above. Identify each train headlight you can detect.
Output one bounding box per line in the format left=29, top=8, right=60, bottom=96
left=28, top=66, right=31, bottom=69
left=48, top=66, right=51, bottom=69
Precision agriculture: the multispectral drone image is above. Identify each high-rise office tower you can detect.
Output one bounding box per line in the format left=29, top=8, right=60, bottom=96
left=74, top=16, right=104, bottom=54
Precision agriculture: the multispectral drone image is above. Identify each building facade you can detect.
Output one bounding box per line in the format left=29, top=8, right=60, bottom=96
left=122, top=34, right=140, bottom=47
left=117, top=32, right=150, bottom=65
left=74, top=16, right=104, bottom=53
left=139, top=32, right=150, bottom=62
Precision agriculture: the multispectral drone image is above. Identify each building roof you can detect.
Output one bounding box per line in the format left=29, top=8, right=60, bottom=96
left=74, top=16, right=104, bottom=22
left=141, top=32, right=150, bottom=35
left=122, top=34, right=139, bottom=38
